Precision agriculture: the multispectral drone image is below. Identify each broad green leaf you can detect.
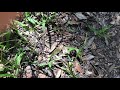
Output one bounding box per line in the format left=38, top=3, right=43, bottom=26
left=15, top=52, right=25, bottom=66
left=27, top=17, right=37, bottom=25
left=14, top=20, right=27, bottom=27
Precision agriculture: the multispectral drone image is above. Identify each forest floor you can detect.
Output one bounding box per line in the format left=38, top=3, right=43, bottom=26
left=0, top=12, right=120, bottom=78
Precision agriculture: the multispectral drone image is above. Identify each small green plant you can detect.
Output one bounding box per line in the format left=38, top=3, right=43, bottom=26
left=24, top=12, right=57, bottom=31
left=66, top=46, right=83, bottom=59
left=0, top=49, right=25, bottom=78
left=88, top=25, right=112, bottom=38
left=0, top=28, right=27, bottom=78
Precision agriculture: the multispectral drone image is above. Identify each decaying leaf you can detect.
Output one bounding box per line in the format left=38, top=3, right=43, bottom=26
left=49, top=42, right=58, bottom=53
left=74, top=60, right=84, bottom=74
left=55, top=69, right=62, bottom=78
left=26, top=70, right=32, bottom=78
left=91, top=42, right=96, bottom=49
left=38, top=55, right=43, bottom=62
left=50, top=44, right=64, bottom=56
left=67, top=20, right=79, bottom=25
left=82, top=54, right=95, bottom=61
left=75, top=12, right=87, bottom=20
left=85, top=70, right=93, bottom=76
left=104, top=36, right=109, bottom=46
left=84, top=37, right=95, bottom=49
left=38, top=73, right=47, bottom=78
left=109, top=64, right=115, bottom=72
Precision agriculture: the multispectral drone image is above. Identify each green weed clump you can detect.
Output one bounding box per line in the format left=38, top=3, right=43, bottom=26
left=88, top=25, right=112, bottom=38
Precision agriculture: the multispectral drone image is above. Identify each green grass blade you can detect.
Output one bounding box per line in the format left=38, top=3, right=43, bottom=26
left=0, top=74, right=15, bottom=78
left=15, top=52, right=25, bottom=66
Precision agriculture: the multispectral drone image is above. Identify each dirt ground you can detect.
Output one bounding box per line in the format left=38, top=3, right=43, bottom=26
left=1, top=12, right=120, bottom=78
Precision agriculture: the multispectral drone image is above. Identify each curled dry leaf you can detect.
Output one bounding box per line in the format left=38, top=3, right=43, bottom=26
left=74, top=60, right=84, bottom=75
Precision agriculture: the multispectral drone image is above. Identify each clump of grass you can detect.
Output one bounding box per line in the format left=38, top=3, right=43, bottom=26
left=0, top=29, right=26, bottom=78
left=15, top=12, right=57, bottom=32
left=88, top=25, right=112, bottom=38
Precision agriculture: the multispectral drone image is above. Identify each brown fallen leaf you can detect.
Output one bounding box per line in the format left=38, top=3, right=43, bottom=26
left=75, top=12, right=87, bottom=20
left=50, top=44, right=64, bottom=56
left=91, top=42, right=96, bottom=49
left=82, top=54, right=95, bottom=61
left=38, top=73, right=47, bottom=78
left=74, top=60, right=84, bottom=75
left=38, top=55, right=43, bottom=62
left=67, top=20, right=80, bottom=25
left=49, top=42, right=58, bottom=53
